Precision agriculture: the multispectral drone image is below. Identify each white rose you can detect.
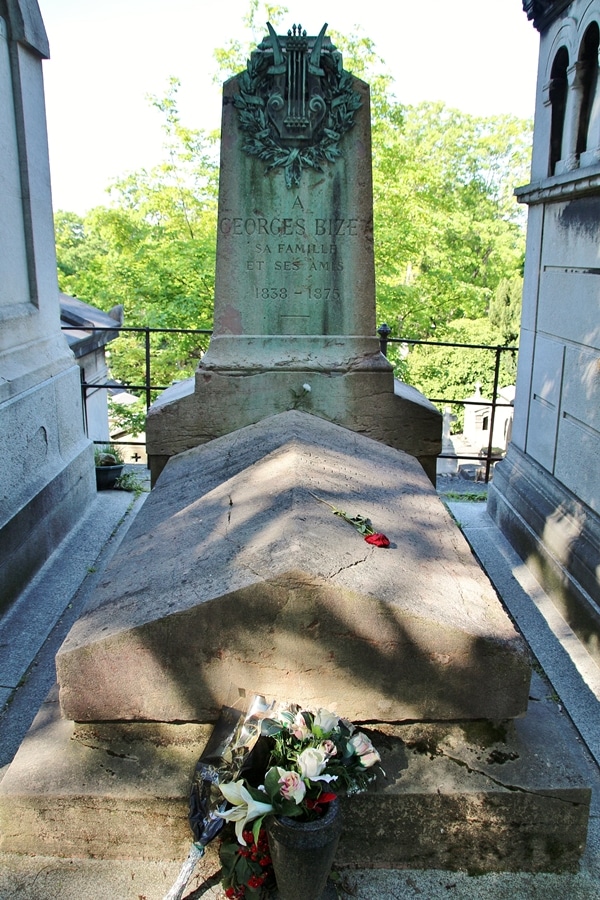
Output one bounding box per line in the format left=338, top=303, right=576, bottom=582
left=277, top=768, right=307, bottom=804
left=313, top=708, right=339, bottom=733
left=292, top=711, right=311, bottom=740
left=349, top=732, right=381, bottom=767
left=297, top=747, right=327, bottom=779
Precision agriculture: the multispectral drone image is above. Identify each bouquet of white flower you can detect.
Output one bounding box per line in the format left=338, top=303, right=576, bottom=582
left=217, top=702, right=381, bottom=898
left=166, top=696, right=382, bottom=900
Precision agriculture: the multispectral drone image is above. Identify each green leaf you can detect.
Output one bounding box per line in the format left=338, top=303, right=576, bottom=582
left=261, top=718, right=284, bottom=738
left=252, top=816, right=265, bottom=845
left=245, top=783, right=270, bottom=803
left=263, top=767, right=282, bottom=801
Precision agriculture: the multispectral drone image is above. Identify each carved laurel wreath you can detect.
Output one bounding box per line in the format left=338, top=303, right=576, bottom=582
left=233, top=39, right=362, bottom=189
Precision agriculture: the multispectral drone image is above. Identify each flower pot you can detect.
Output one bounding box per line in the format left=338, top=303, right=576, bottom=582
left=95, top=464, right=123, bottom=490
left=265, top=799, right=342, bottom=900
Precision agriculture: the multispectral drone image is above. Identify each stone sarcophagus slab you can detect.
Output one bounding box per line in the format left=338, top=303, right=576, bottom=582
left=56, top=411, right=530, bottom=724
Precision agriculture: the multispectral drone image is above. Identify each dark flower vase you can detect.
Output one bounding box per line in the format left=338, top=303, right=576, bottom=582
left=265, top=799, right=342, bottom=900
left=95, top=464, right=123, bottom=490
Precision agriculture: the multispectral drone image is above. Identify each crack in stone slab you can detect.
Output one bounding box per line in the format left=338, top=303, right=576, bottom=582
left=71, top=738, right=138, bottom=762
left=328, top=553, right=369, bottom=578
left=440, top=749, right=585, bottom=804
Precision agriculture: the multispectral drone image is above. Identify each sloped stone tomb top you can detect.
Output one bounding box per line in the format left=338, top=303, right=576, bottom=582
left=57, top=412, right=530, bottom=723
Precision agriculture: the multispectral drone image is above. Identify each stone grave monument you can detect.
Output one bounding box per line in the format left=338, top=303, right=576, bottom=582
left=146, top=22, right=441, bottom=485
left=0, top=23, right=591, bottom=874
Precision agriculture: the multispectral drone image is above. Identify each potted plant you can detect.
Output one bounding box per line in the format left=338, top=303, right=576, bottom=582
left=165, top=697, right=382, bottom=900
left=217, top=704, right=381, bottom=900
left=94, top=444, right=124, bottom=490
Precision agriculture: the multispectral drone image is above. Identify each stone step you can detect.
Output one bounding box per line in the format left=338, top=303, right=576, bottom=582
left=0, top=674, right=590, bottom=872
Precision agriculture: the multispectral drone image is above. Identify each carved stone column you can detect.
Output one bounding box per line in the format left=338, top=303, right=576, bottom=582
left=555, top=61, right=585, bottom=173
left=579, top=48, right=600, bottom=166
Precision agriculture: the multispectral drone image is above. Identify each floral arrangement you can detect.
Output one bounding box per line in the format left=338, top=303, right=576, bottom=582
left=217, top=704, right=381, bottom=898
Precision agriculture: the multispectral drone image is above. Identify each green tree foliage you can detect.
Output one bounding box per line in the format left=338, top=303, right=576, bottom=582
left=406, top=316, right=519, bottom=432
left=489, top=275, right=524, bottom=346
left=396, top=274, right=523, bottom=432
left=373, top=102, right=529, bottom=343
left=55, top=79, right=218, bottom=398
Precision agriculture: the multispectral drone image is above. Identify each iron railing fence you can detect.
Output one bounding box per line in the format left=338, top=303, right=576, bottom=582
left=62, top=323, right=518, bottom=481
left=62, top=324, right=213, bottom=460
left=377, top=324, right=518, bottom=482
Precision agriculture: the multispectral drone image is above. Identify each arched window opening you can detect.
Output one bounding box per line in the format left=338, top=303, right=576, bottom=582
left=549, top=47, right=569, bottom=175
left=576, top=23, right=600, bottom=157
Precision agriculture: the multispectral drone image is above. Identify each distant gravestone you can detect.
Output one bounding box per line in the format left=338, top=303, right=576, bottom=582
left=147, top=23, right=441, bottom=483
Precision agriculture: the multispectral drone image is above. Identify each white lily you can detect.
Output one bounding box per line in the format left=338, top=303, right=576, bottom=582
left=217, top=780, right=274, bottom=845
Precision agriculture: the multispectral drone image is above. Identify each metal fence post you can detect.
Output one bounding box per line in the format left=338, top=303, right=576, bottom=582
left=80, top=366, right=88, bottom=436
left=484, top=346, right=503, bottom=483
left=377, top=323, right=392, bottom=357
left=145, top=327, right=151, bottom=411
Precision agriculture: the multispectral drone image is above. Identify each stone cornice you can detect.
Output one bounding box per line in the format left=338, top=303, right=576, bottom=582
left=516, top=164, right=600, bottom=203
left=5, top=0, right=49, bottom=58
left=522, top=0, right=572, bottom=32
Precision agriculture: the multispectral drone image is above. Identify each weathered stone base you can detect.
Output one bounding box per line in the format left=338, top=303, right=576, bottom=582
left=489, top=445, right=600, bottom=665
left=342, top=687, right=591, bottom=873
left=146, top=365, right=441, bottom=485
left=0, top=676, right=590, bottom=872
left=0, top=689, right=210, bottom=861
left=0, top=362, right=96, bottom=611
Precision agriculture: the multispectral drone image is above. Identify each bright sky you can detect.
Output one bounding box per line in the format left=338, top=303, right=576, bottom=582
left=37, top=0, right=540, bottom=215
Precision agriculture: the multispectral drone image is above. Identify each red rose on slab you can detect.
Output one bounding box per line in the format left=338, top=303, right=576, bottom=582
left=364, top=532, right=390, bottom=548
left=309, top=491, right=391, bottom=548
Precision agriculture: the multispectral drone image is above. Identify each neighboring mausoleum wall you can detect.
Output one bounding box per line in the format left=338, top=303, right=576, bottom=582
left=0, top=1, right=95, bottom=608
left=490, top=0, right=600, bottom=652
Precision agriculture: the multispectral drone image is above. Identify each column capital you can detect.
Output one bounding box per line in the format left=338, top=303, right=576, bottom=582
left=523, top=1, right=572, bottom=32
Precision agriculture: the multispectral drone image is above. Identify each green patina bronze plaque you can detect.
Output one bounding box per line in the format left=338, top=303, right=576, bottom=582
left=234, top=23, right=362, bottom=188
